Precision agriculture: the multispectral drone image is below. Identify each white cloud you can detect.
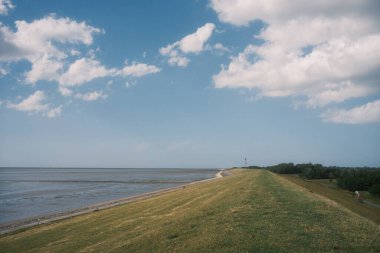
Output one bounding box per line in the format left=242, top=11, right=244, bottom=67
left=305, top=81, right=377, bottom=108
left=211, top=0, right=380, bottom=122
left=159, top=42, right=178, bottom=56
left=210, top=0, right=379, bottom=26
left=167, top=51, right=190, bottom=67
left=58, top=86, right=73, bottom=96
left=74, top=90, right=107, bottom=101
left=179, top=23, right=215, bottom=53
left=0, top=15, right=101, bottom=62
left=70, top=49, right=80, bottom=56
left=322, top=100, right=380, bottom=124
left=213, top=19, right=380, bottom=98
left=213, top=43, right=229, bottom=53
left=0, top=15, right=102, bottom=84
left=1, top=15, right=161, bottom=117
left=0, top=0, right=14, bottom=15
left=46, top=105, right=62, bottom=118
left=59, top=58, right=116, bottom=86
left=168, top=55, right=190, bottom=67
left=7, top=90, right=48, bottom=113
left=25, top=55, right=63, bottom=84
left=58, top=59, right=160, bottom=88
left=207, top=43, right=230, bottom=56
left=119, top=62, right=160, bottom=77
left=7, top=90, right=63, bottom=117
left=160, top=23, right=215, bottom=67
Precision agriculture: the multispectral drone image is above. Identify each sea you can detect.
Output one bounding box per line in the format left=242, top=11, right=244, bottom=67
left=0, top=167, right=219, bottom=224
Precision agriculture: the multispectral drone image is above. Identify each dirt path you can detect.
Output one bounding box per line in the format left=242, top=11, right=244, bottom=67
left=363, top=200, right=380, bottom=209
left=0, top=169, right=229, bottom=235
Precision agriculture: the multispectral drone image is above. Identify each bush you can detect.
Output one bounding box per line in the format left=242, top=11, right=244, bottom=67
left=369, top=184, right=380, bottom=197
left=261, top=163, right=380, bottom=191
left=337, top=169, right=380, bottom=191
left=266, top=163, right=303, bottom=174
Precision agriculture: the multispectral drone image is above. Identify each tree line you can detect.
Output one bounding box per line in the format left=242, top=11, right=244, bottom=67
left=247, top=163, right=380, bottom=197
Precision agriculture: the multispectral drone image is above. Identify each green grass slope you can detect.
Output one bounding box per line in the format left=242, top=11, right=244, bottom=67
left=0, top=170, right=379, bottom=253
left=281, top=175, right=380, bottom=224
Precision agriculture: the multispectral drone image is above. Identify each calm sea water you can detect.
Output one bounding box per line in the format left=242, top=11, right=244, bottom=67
left=0, top=168, right=218, bottom=224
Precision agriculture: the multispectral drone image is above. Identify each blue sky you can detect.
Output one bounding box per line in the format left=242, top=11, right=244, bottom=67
left=0, top=0, right=379, bottom=168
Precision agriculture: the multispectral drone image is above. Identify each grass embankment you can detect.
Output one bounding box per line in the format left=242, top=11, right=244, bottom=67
left=281, top=175, right=380, bottom=224
left=1, top=170, right=379, bottom=252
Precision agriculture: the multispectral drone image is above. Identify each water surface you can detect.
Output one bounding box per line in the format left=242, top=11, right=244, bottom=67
left=0, top=167, right=218, bottom=224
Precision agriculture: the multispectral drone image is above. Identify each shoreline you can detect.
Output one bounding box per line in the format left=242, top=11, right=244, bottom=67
left=0, top=169, right=229, bottom=235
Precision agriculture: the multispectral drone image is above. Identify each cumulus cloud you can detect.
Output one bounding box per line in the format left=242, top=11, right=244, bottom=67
left=1, top=15, right=160, bottom=97
left=178, top=23, right=215, bottom=53
left=57, top=60, right=160, bottom=90
left=0, top=15, right=102, bottom=86
left=0, top=15, right=101, bottom=62
left=211, top=0, right=380, bottom=123
left=74, top=90, right=107, bottom=101
left=7, top=90, right=62, bottom=117
left=0, top=12, right=162, bottom=118
left=59, top=58, right=116, bottom=86
left=7, top=90, right=48, bottom=112
left=322, top=100, right=380, bottom=124
left=57, top=58, right=160, bottom=100
left=0, top=0, right=14, bottom=15
left=160, top=23, right=215, bottom=67
left=210, top=0, right=379, bottom=26
left=25, top=55, right=63, bottom=84
left=119, top=62, right=161, bottom=77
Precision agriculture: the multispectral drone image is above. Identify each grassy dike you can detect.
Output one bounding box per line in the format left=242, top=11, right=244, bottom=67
left=0, top=169, right=379, bottom=252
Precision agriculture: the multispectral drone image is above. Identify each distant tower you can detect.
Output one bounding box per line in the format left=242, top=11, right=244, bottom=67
left=245, top=157, right=247, bottom=167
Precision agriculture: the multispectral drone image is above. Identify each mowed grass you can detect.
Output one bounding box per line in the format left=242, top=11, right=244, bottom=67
left=281, top=175, right=380, bottom=224
left=0, top=170, right=379, bottom=253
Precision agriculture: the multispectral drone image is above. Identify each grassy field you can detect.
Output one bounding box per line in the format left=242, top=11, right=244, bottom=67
left=281, top=175, right=380, bottom=224
left=0, top=169, right=379, bottom=252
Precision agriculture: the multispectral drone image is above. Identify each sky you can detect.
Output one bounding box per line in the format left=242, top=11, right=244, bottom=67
left=0, top=0, right=379, bottom=168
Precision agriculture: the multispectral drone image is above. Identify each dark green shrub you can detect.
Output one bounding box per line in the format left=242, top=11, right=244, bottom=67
left=369, top=184, right=380, bottom=197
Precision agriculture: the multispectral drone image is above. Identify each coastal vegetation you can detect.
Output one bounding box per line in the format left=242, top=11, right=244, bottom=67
left=257, top=163, right=380, bottom=196
left=0, top=169, right=379, bottom=252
